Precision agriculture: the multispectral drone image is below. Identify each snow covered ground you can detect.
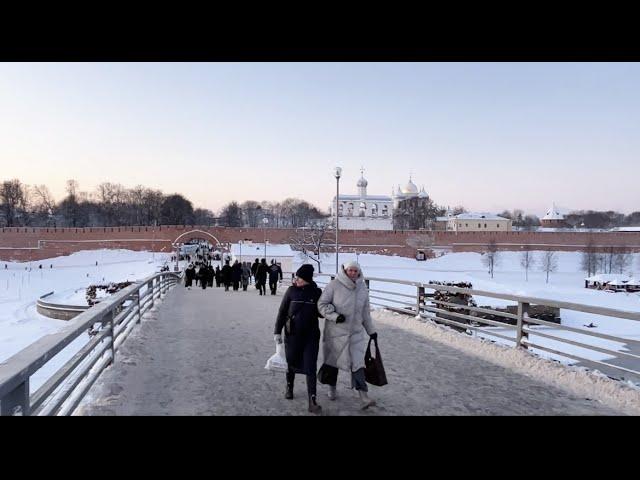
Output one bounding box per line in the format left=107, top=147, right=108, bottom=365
left=296, top=250, right=640, bottom=376
left=2, top=247, right=639, bottom=397
left=0, top=249, right=176, bottom=392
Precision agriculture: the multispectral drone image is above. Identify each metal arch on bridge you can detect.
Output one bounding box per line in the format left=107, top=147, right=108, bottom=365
left=172, top=230, right=223, bottom=247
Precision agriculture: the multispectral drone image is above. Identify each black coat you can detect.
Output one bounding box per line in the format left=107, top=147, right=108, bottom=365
left=274, top=282, right=323, bottom=375
left=268, top=264, right=283, bottom=283
left=255, top=263, right=268, bottom=283
left=221, top=265, right=233, bottom=283
left=232, top=263, right=242, bottom=282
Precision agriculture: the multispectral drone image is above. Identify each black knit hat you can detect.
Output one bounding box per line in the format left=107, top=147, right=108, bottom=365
left=296, top=264, right=314, bottom=283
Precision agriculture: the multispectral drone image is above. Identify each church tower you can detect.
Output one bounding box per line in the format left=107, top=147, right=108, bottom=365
left=357, top=168, right=368, bottom=198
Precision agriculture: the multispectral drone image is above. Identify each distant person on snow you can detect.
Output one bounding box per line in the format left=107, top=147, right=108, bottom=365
left=184, top=264, right=196, bottom=289
left=268, top=259, right=283, bottom=295
left=221, top=260, right=233, bottom=291
left=255, top=258, right=268, bottom=296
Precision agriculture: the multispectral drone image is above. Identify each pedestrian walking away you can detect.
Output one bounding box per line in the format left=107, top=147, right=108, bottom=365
left=317, top=261, right=379, bottom=410
left=255, top=258, right=268, bottom=296
left=241, top=262, right=251, bottom=291
left=221, top=260, right=233, bottom=291
left=274, top=264, right=323, bottom=414
left=268, top=259, right=283, bottom=295
left=232, top=260, right=242, bottom=291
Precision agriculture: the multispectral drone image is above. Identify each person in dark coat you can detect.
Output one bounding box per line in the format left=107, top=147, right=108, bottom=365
left=198, top=264, right=208, bottom=290
left=255, top=258, right=268, bottom=295
left=231, top=260, right=242, bottom=291
left=251, top=258, right=260, bottom=289
left=207, top=265, right=214, bottom=288
left=268, top=259, right=283, bottom=295
left=184, top=264, right=195, bottom=288
left=221, top=261, right=232, bottom=291
left=274, top=264, right=323, bottom=414
left=241, top=262, right=251, bottom=291
left=215, top=266, right=222, bottom=287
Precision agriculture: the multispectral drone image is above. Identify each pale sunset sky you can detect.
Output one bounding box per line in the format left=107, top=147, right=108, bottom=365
left=0, top=62, right=638, bottom=215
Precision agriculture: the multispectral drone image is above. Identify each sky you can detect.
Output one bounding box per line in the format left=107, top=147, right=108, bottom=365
left=0, top=62, right=638, bottom=216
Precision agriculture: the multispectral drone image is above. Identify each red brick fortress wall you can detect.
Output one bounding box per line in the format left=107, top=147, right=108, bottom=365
left=1, top=226, right=639, bottom=262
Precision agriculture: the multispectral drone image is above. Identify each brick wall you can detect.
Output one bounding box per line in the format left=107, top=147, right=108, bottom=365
left=1, top=226, right=639, bottom=262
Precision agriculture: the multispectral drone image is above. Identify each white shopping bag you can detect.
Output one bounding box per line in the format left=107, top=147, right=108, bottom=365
left=265, top=343, right=288, bottom=372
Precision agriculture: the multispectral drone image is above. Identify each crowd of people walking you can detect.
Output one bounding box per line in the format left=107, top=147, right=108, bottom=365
left=184, top=256, right=286, bottom=296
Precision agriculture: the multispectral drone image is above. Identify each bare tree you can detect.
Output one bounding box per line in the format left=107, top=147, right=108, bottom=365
left=540, top=250, right=558, bottom=284
left=520, top=245, right=536, bottom=281
left=612, top=248, right=633, bottom=274
left=289, top=221, right=330, bottom=273
left=0, top=179, right=29, bottom=227
left=581, top=237, right=599, bottom=277
left=481, top=239, right=500, bottom=279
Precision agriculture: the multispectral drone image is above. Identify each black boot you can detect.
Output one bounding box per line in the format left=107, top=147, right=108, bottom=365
left=285, top=372, right=294, bottom=400
left=308, top=394, right=322, bottom=414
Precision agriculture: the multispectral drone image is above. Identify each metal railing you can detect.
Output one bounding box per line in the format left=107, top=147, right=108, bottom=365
left=0, top=271, right=181, bottom=416
left=314, top=274, right=640, bottom=382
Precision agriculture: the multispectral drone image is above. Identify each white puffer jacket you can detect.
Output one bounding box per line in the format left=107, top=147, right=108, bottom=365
left=318, top=264, right=376, bottom=372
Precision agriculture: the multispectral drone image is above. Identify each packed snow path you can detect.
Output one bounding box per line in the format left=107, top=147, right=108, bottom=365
left=77, top=284, right=622, bottom=415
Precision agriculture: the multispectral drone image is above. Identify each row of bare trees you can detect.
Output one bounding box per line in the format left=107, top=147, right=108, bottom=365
left=217, top=199, right=327, bottom=228
left=0, top=178, right=328, bottom=229
left=0, top=178, right=206, bottom=228
left=483, top=241, right=558, bottom=283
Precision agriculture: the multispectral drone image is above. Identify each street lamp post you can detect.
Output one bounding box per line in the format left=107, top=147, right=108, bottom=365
left=334, top=166, right=342, bottom=274
left=239, top=240, right=243, bottom=264
left=262, top=217, right=269, bottom=261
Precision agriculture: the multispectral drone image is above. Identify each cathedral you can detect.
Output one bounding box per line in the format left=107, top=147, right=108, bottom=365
left=330, top=170, right=427, bottom=231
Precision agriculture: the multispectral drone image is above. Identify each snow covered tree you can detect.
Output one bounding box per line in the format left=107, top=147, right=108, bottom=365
left=540, top=250, right=558, bottom=283
left=520, top=246, right=536, bottom=281
left=481, top=239, right=500, bottom=279
left=581, top=238, right=598, bottom=277
left=612, top=248, right=633, bottom=274
left=289, top=221, right=330, bottom=273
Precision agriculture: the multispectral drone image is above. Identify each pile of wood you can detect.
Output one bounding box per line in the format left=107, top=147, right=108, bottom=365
left=85, top=281, right=133, bottom=306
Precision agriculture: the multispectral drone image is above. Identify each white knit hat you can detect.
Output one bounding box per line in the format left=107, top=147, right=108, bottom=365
left=342, top=261, right=362, bottom=276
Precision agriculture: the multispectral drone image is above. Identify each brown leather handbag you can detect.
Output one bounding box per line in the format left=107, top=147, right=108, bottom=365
left=364, top=338, right=388, bottom=386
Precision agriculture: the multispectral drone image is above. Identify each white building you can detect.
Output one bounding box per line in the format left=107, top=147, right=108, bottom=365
left=330, top=170, right=394, bottom=230
left=446, top=212, right=512, bottom=232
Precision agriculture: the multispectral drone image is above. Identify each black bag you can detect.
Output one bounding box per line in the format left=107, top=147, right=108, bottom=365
left=318, top=363, right=338, bottom=385
left=364, top=338, right=388, bottom=386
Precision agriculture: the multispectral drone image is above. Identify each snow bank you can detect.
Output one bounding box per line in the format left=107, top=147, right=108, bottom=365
left=373, top=310, right=640, bottom=415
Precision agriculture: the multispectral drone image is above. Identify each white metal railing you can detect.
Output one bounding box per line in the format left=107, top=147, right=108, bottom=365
left=0, top=271, right=181, bottom=416
left=314, top=274, right=640, bottom=382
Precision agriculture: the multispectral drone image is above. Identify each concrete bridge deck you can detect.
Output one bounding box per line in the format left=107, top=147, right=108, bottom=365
left=76, top=283, right=622, bottom=415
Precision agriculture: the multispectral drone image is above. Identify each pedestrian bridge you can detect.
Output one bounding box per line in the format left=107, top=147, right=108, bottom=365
left=1, top=272, right=639, bottom=416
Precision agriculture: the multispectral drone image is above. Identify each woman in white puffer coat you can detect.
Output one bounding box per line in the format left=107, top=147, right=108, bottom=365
left=317, top=261, right=378, bottom=409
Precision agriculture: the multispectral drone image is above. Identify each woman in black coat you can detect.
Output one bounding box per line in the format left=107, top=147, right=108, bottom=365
left=231, top=261, right=242, bottom=291
left=221, top=261, right=233, bottom=291
left=255, top=258, right=268, bottom=296
left=215, top=266, right=222, bottom=287
left=184, top=264, right=195, bottom=288
left=273, top=264, right=323, bottom=414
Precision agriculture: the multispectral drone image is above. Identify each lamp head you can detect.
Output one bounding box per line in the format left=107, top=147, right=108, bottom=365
left=334, top=166, right=342, bottom=179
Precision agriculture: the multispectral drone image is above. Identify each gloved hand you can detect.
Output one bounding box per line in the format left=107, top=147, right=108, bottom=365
left=336, top=314, right=346, bottom=324
left=274, top=334, right=283, bottom=344
left=369, top=332, right=378, bottom=340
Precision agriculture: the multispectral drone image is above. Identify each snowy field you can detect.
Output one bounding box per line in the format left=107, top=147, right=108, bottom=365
left=297, top=250, right=640, bottom=374
left=0, top=249, right=175, bottom=391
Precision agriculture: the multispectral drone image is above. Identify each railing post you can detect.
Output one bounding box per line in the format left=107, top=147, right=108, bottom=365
left=107, top=309, right=116, bottom=363
left=136, top=290, right=141, bottom=324
left=365, top=279, right=370, bottom=290
left=1, top=380, right=30, bottom=416
left=417, top=285, right=425, bottom=316
left=516, top=301, right=530, bottom=349
left=148, top=280, right=154, bottom=309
